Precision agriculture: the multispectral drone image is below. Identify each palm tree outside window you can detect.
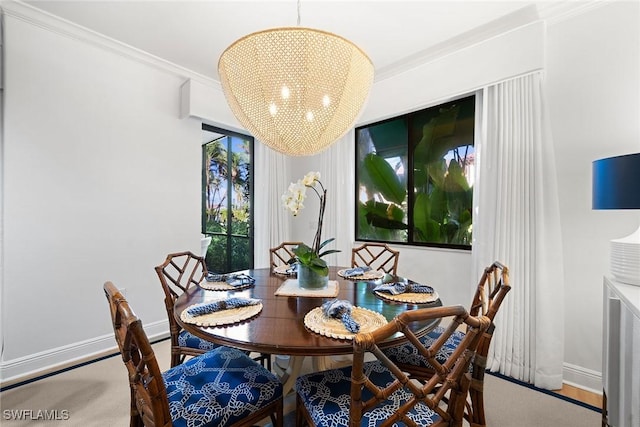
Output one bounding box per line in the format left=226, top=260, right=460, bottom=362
left=202, top=124, right=254, bottom=272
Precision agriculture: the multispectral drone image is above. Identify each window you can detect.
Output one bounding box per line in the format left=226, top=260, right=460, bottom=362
left=202, top=124, right=254, bottom=272
left=355, top=94, right=475, bottom=249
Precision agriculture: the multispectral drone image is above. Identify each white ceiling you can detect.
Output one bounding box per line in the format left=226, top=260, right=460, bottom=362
left=20, top=0, right=572, bottom=82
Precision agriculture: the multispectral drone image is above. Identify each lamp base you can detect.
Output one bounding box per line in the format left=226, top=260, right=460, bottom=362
left=610, top=225, right=640, bottom=286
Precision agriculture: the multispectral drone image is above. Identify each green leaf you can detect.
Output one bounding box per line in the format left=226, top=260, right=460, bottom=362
left=413, top=193, right=431, bottom=239
left=429, top=187, right=448, bottom=222
left=365, top=212, right=408, bottom=230
left=443, top=160, right=470, bottom=192
left=292, top=243, right=315, bottom=264
left=363, top=153, right=406, bottom=204
left=442, top=221, right=459, bottom=243
left=413, top=105, right=461, bottom=166
left=426, top=159, right=446, bottom=189
left=318, top=249, right=341, bottom=258
left=309, top=257, right=329, bottom=276
left=318, top=238, right=336, bottom=250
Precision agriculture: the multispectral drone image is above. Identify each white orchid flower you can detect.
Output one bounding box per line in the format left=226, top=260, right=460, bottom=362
left=302, top=171, right=320, bottom=187
left=281, top=171, right=332, bottom=257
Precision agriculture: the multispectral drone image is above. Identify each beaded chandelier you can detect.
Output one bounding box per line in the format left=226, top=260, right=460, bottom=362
left=218, top=26, right=374, bottom=156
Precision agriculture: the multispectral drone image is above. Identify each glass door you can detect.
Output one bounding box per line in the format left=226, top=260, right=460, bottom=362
left=202, top=124, right=254, bottom=273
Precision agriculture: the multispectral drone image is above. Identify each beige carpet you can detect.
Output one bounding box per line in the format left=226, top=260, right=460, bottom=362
left=0, top=340, right=600, bottom=426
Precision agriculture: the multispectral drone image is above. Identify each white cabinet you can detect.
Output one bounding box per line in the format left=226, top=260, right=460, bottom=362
left=603, top=276, right=640, bottom=427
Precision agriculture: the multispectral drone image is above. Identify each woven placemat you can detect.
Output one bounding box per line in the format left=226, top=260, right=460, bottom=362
left=273, top=265, right=296, bottom=276
left=337, top=269, right=384, bottom=280
left=374, top=290, right=439, bottom=304
left=274, top=279, right=339, bottom=297
left=180, top=301, right=262, bottom=327
left=198, top=280, right=254, bottom=291
left=304, top=306, right=388, bottom=340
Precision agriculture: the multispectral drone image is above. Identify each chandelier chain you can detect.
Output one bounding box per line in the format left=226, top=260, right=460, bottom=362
left=297, top=0, right=301, bottom=26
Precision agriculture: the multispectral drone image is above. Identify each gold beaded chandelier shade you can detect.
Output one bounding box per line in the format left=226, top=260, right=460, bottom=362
left=218, top=27, right=374, bottom=156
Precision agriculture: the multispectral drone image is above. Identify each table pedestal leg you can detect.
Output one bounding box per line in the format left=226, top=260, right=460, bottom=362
left=312, top=355, right=354, bottom=371
left=273, top=355, right=305, bottom=395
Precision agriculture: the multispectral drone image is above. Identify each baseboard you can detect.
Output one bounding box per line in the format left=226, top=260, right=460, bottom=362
left=0, top=322, right=605, bottom=395
left=0, top=320, right=169, bottom=388
left=562, top=362, right=603, bottom=395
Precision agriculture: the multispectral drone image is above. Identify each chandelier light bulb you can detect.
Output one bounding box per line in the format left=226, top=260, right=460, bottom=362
left=281, top=86, right=290, bottom=100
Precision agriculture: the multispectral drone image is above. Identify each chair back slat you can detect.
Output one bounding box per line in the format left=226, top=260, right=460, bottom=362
left=467, top=261, right=511, bottom=356
left=350, top=305, right=491, bottom=427
left=104, top=282, right=172, bottom=427
left=351, top=242, right=400, bottom=274
left=154, top=251, right=209, bottom=367
left=156, top=251, right=206, bottom=299
left=269, top=242, right=303, bottom=268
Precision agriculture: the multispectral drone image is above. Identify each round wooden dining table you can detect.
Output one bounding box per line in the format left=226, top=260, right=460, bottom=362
left=174, top=266, right=442, bottom=392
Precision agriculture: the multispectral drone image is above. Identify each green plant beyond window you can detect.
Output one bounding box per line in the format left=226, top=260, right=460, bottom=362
left=355, top=95, right=475, bottom=249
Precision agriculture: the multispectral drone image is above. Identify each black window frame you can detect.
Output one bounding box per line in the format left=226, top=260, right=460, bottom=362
left=354, top=94, right=476, bottom=251
left=202, top=123, right=255, bottom=272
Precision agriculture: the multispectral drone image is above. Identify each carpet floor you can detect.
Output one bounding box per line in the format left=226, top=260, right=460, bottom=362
left=0, top=340, right=601, bottom=426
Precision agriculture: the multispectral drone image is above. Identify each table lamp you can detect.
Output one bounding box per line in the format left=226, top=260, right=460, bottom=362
left=592, top=152, right=640, bottom=286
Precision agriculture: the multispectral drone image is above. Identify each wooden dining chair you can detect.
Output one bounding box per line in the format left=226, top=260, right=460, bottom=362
left=270, top=241, right=303, bottom=269
left=382, top=261, right=511, bottom=427
left=351, top=242, right=400, bottom=274
left=269, top=242, right=303, bottom=371
left=103, top=281, right=284, bottom=427
left=295, top=305, right=491, bottom=427
left=155, top=251, right=270, bottom=369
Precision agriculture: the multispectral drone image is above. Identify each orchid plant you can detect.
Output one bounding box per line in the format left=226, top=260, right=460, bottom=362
left=282, top=171, right=340, bottom=276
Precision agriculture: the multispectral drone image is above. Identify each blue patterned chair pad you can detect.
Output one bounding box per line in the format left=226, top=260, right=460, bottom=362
left=382, top=325, right=466, bottom=370
left=295, top=360, right=440, bottom=427
left=178, top=329, right=220, bottom=351
left=163, top=346, right=282, bottom=427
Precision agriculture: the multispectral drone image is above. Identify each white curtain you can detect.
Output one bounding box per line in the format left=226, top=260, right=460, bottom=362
left=318, top=130, right=356, bottom=267
left=305, top=129, right=355, bottom=266
left=473, top=72, right=565, bottom=389
left=253, top=143, right=291, bottom=268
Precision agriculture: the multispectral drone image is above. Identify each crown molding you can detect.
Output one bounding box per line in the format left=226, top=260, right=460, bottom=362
left=536, top=0, right=611, bottom=25
left=0, top=0, right=219, bottom=88
left=1, top=0, right=611, bottom=88
left=375, top=4, right=542, bottom=82
left=374, top=1, right=611, bottom=83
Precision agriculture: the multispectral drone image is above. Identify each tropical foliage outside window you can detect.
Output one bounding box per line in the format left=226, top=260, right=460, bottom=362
left=355, top=94, right=475, bottom=249
left=202, top=125, right=253, bottom=272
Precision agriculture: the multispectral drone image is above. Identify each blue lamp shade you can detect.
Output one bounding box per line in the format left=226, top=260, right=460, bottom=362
left=592, top=153, right=640, bottom=209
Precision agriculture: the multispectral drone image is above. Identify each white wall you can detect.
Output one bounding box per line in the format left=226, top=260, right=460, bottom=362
left=546, top=1, right=640, bottom=389
left=0, top=9, right=205, bottom=380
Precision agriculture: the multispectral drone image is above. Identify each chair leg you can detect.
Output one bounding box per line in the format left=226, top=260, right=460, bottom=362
left=170, top=347, right=182, bottom=368
left=270, top=398, right=284, bottom=427
left=295, top=393, right=307, bottom=427
left=469, top=386, right=486, bottom=427
left=469, top=358, right=487, bottom=427
left=129, top=387, right=144, bottom=427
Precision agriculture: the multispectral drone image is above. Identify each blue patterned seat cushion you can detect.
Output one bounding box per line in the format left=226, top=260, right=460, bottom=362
left=295, top=360, right=440, bottom=427
left=382, top=326, right=465, bottom=370
left=163, top=346, right=282, bottom=427
left=178, top=329, right=220, bottom=351
left=384, top=326, right=464, bottom=369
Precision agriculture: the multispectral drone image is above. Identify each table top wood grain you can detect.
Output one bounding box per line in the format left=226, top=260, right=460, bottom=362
left=174, top=266, right=442, bottom=356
